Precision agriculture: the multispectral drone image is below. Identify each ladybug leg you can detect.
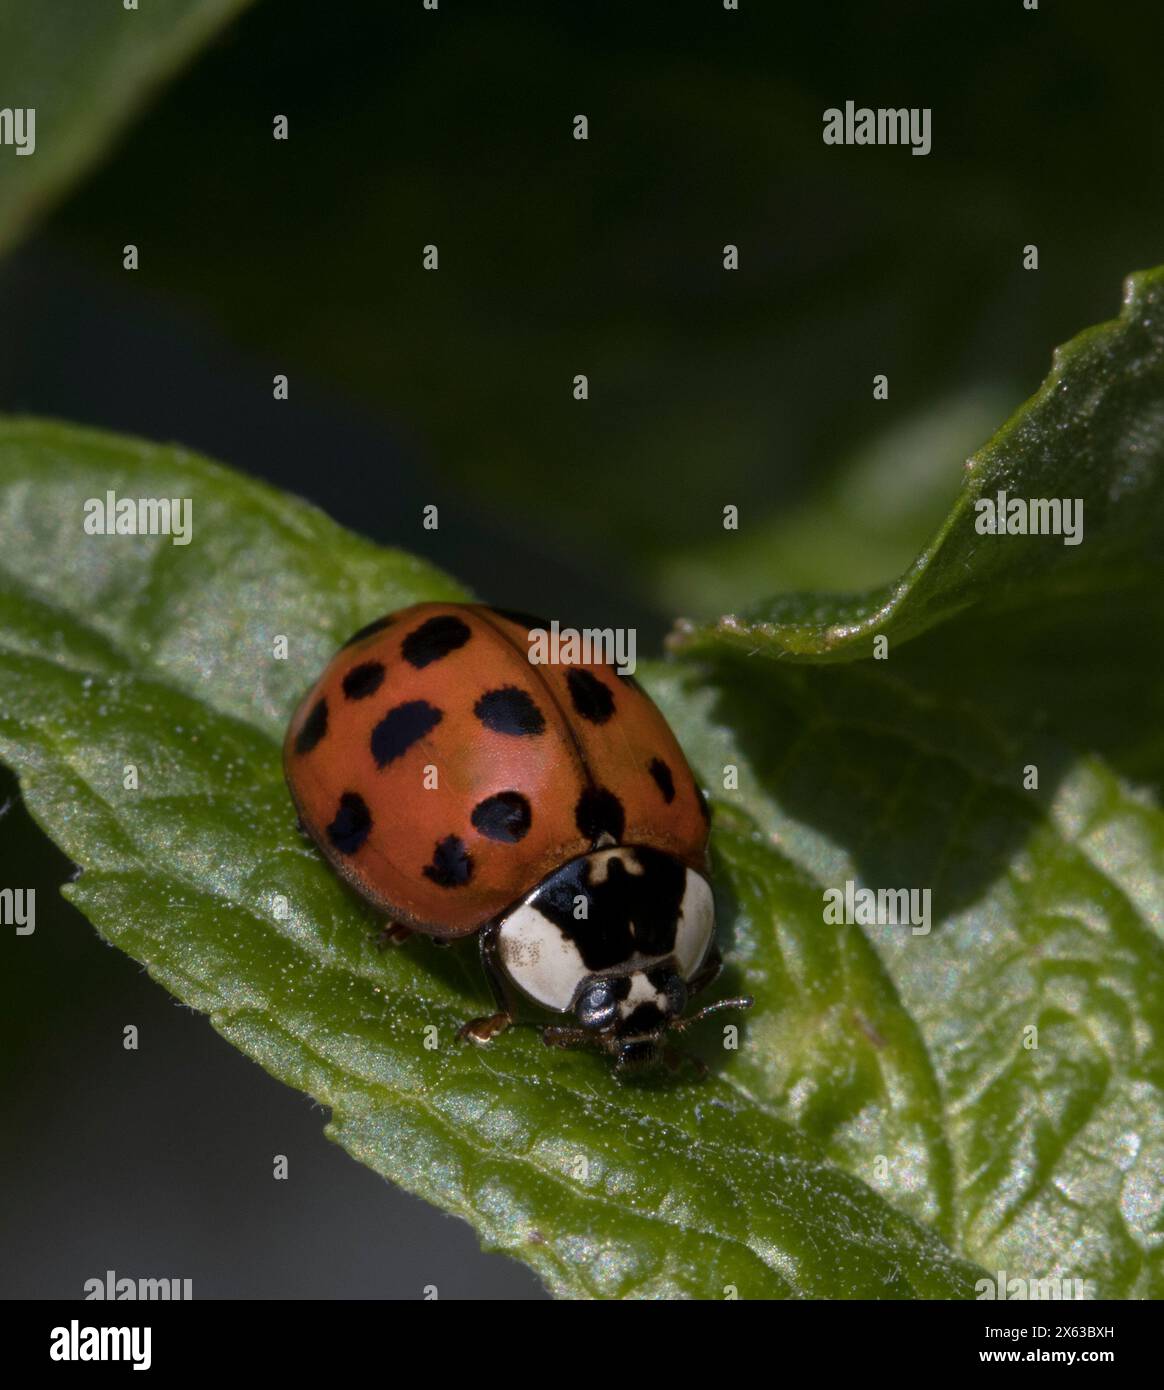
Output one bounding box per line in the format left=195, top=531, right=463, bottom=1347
left=457, top=923, right=517, bottom=1047
left=374, top=921, right=413, bottom=950
left=458, top=1012, right=512, bottom=1046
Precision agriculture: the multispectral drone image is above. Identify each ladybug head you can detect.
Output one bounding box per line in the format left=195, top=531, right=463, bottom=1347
left=547, top=965, right=752, bottom=1072
left=574, top=966, right=687, bottom=1070
left=499, top=845, right=751, bottom=1071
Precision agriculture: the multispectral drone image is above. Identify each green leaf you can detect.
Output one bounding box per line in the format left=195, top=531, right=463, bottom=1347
left=0, top=417, right=983, bottom=1299
left=0, top=0, right=253, bottom=258
left=671, top=267, right=1164, bottom=662
left=649, top=651, right=1164, bottom=1298
left=651, top=270, right=1164, bottom=1297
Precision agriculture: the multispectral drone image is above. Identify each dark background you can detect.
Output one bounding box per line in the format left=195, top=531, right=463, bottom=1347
left=2, top=0, right=1163, bottom=1298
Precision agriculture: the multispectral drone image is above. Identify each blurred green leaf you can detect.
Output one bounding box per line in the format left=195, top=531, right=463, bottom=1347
left=656, top=387, right=1011, bottom=618
left=49, top=0, right=1164, bottom=596
left=0, top=0, right=253, bottom=257
left=671, top=267, right=1164, bottom=661
left=0, top=418, right=983, bottom=1298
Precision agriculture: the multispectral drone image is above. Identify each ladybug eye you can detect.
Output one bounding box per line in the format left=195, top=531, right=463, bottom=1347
left=576, top=980, right=618, bottom=1030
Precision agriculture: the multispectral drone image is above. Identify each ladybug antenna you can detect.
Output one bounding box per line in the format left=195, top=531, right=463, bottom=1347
left=670, top=995, right=754, bottom=1034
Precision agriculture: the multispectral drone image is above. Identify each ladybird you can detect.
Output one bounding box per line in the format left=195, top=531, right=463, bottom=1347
left=284, top=603, right=750, bottom=1070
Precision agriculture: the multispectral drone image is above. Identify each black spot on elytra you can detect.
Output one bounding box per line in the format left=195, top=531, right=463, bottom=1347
left=474, top=686, right=546, bottom=736
left=423, top=834, right=473, bottom=887
left=327, top=792, right=372, bottom=854
left=488, top=606, right=552, bottom=631
left=648, top=757, right=675, bottom=803
left=294, top=698, right=328, bottom=754
left=566, top=669, right=615, bottom=724
left=471, top=791, right=532, bottom=843
left=402, top=614, right=472, bottom=668
left=342, top=614, right=394, bottom=648
left=370, top=700, right=443, bottom=768
left=696, top=783, right=711, bottom=822
left=575, top=786, right=625, bottom=844
left=342, top=660, right=386, bottom=700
